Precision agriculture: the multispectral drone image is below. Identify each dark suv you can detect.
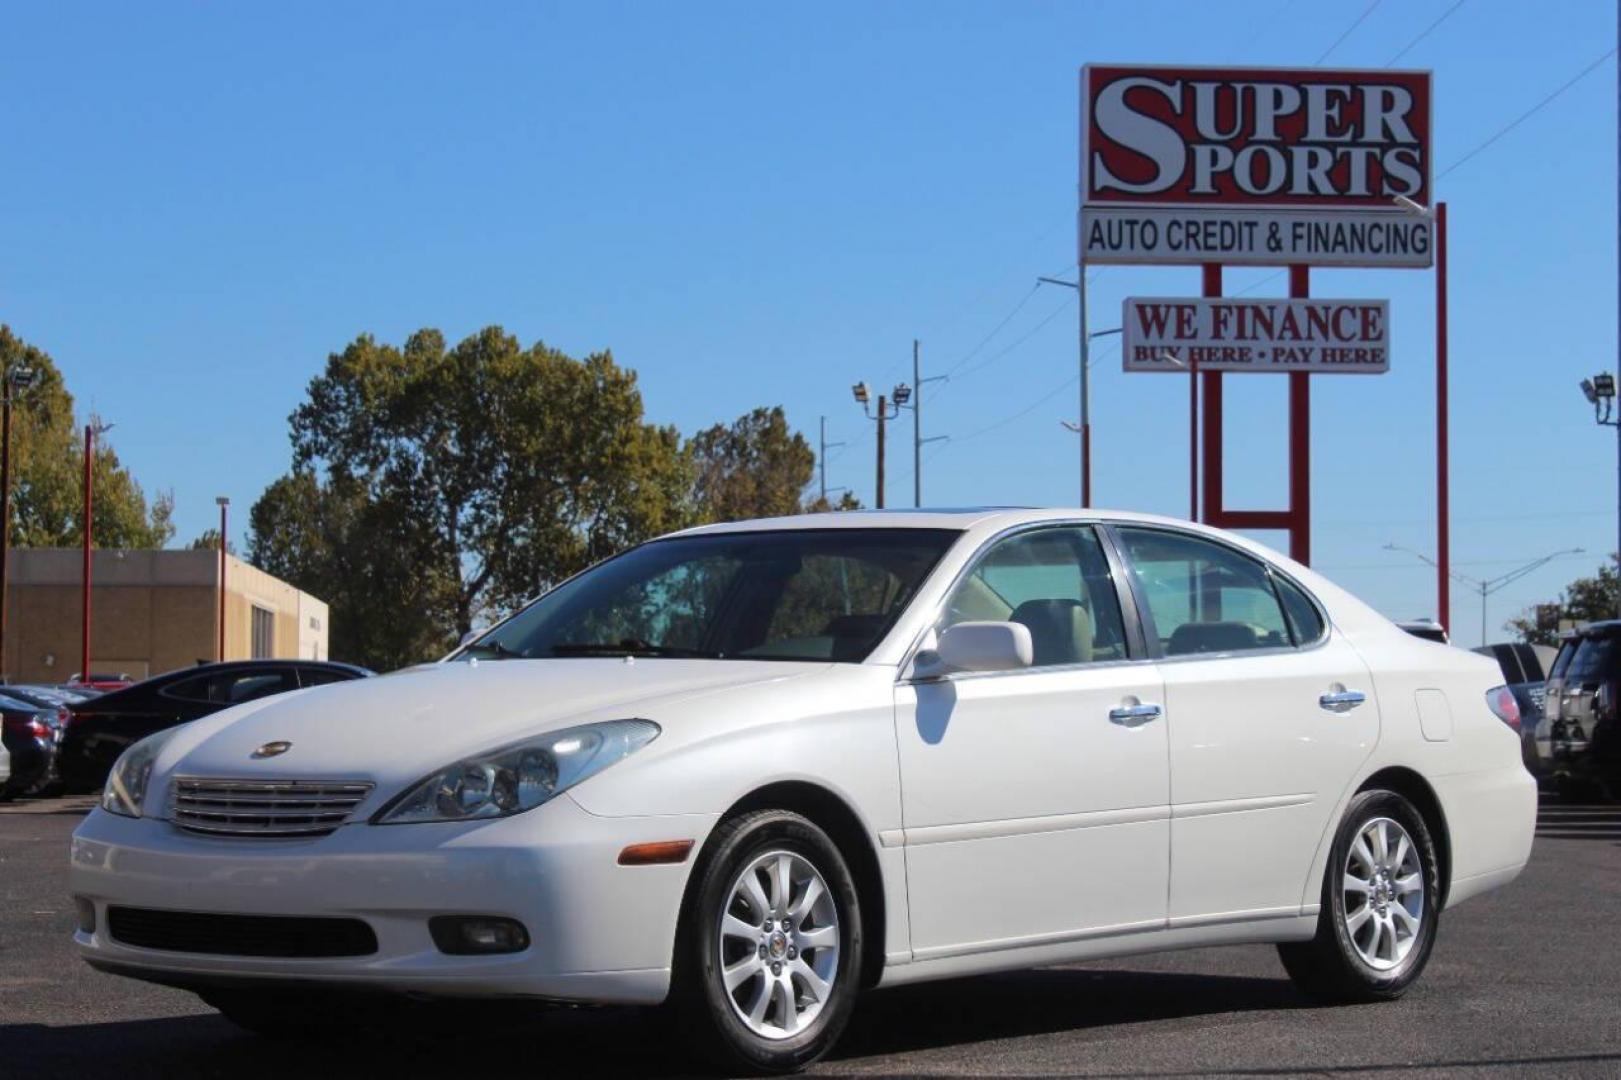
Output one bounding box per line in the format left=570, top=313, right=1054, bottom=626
left=1542, top=622, right=1621, bottom=798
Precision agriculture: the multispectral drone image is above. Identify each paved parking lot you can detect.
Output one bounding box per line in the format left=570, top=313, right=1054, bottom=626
left=1, top=795, right=1617, bottom=1078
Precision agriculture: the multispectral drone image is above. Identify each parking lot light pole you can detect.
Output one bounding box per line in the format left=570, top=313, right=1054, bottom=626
left=81, top=419, right=113, bottom=683
left=1383, top=542, right=1584, bottom=646
left=895, top=341, right=948, bottom=507
left=1580, top=374, right=1620, bottom=616
left=852, top=381, right=904, bottom=509
left=0, top=363, right=37, bottom=680
left=216, top=496, right=229, bottom=662
left=1039, top=275, right=1121, bottom=508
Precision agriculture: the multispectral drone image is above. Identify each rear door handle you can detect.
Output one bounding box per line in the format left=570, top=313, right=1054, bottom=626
left=1109, top=702, right=1163, bottom=727
left=1319, top=689, right=1367, bottom=712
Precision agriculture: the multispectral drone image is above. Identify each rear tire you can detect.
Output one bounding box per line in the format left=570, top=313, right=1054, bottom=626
left=1279, top=789, right=1441, bottom=1003
left=675, top=809, right=863, bottom=1075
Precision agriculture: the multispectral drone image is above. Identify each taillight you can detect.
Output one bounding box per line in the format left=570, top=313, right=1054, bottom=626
left=1486, top=686, right=1521, bottom=731
left=1, top=715, right=51, bottom=739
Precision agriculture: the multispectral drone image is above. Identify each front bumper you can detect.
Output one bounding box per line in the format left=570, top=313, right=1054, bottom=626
left=70, top=795, right=717, bottom=1005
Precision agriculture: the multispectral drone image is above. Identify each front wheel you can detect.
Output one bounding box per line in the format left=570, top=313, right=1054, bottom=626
left=1278, top=788, right=1441, bottom=1002
left=676, top=809, right=863, bottom=1074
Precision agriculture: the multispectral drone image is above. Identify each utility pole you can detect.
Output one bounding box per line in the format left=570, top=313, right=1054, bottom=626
left=895, top=340, right=947, bottom=507
left=0, top=363, right=37, bottom=681
left=851, top=382, right=905, bottom=510
left=81, top=418, right=113, bottom=683
left=817, top=417, right=845, bottom=503
left=1040, top=275, right=1120, bottom=507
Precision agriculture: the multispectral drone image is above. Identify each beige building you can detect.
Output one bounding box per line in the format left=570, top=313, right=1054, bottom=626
left=3, top=549, right=329, bottom=684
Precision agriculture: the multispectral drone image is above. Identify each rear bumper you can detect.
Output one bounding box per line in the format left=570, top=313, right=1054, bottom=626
left=1432, top=764, right=1537, bottom=909
left=70, top=796, right=717, bottom=1004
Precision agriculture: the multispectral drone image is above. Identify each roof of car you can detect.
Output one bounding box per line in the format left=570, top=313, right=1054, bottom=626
left=670, top=507, right=1204, bottom=537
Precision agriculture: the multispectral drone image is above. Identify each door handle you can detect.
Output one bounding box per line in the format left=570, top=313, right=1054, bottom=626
left=1109, top=702, right=1162, bottom=726
left=1319, top=689, right=1367, bottom=712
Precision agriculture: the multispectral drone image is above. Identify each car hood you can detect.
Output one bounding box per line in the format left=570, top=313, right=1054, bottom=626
left=149, top=658, right=825, bottom=810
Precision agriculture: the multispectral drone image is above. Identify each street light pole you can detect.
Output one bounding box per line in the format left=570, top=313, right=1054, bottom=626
left=81, top=420, right=113, bottom=682
left=216, top=496, right=229, bottom=662
left=1041, top=275, right=1123, bottom=508
left=1383, top=543, right=1583, bottom=646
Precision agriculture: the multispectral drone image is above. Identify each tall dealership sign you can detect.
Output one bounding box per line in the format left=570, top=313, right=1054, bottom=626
left=1078, top=64, right=1449, bottom=628
left=1082, top=66, right=1434, bottom=266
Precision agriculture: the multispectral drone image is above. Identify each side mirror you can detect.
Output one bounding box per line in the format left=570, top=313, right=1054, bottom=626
left=913, top=621, right=1033, bottom=680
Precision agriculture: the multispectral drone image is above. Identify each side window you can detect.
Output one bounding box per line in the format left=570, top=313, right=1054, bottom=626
left=298, top=667, right=354, bottom=688
left=1116, top=528, right=1290, bottom=656
left=1274, top=573, right=1326, bottom=646
left=162, top=669, right=297, bottom=705
left=941, top=527, right=1128, bottom=666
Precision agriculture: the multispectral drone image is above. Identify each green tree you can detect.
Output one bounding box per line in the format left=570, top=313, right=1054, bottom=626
left=803, top=490, right=863, bottom=513
left=0, top=326, right=172, bottom=549
left=187, top=527, right=233, bottom=554
left=688, top=406, right=816, bottom=522
left=1508, top=554, right=1620, bottom=645
left=250, top=327, right=693, bottom=669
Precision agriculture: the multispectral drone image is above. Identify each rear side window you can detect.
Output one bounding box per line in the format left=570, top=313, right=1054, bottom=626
left=1274, top=574, right=1326, bottom=646
left=1549, top=641, right=1576, bottom=680
left=1568, top=636, right=1619, bottom=683
left=1115, top=527, right=1290, bottom=656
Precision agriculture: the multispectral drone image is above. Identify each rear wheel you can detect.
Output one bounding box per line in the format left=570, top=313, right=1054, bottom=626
left=676, top=809, right=862, bottom=1074
left=1279, top=789, right=1441, bottom=1002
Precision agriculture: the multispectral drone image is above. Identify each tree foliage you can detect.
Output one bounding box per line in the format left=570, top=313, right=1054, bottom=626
left=1509, top=555, right=1621, bottom=645
left=251, top=327, right=694, bottom=668
left=249, top=326, right=869, bottom=671
left=0, top=325, right=173, bottom=549
left=689, top=406, right=815, bottom=522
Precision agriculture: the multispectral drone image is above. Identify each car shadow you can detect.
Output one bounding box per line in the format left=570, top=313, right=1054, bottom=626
left=0, top=968, right=1305, bottom=1079
left=831, top=966, right=1306, bottom=1060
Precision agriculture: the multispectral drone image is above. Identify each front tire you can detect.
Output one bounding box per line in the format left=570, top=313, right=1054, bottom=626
left=1279, top=788, right=1441, bottom=1002
left=676, top=809, right=863, bottom=1074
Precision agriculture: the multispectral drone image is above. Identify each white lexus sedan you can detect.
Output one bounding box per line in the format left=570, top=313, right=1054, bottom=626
left=70, top=509, right=1536, bottom=1073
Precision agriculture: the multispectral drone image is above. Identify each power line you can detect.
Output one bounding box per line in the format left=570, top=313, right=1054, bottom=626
left=1314, top=0, right=1383, bottom=65
left=1385, top=0, right=1469, bottom=65
left=938, top=284, right=1042, bottom=380
left=1438, top=45, right=1618, bottom=181
left=949, top=293, right=1076, bottom=383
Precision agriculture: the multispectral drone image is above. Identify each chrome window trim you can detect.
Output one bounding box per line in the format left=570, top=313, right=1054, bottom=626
left=896, top=517, right=1147, bottom=684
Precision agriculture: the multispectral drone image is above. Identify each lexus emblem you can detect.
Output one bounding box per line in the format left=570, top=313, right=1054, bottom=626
left=251, top=741, right=293, bottom=760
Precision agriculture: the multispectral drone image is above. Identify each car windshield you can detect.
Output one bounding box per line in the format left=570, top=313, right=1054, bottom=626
left=461, top=528, right=960, bottom=663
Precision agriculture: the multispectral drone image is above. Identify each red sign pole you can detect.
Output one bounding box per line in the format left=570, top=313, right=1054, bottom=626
left=1194, top=264, right=1222, bottom=520
left=1436, top=201, right=1450, bottom=634
left=1288, top=266, right=1311, bottom=565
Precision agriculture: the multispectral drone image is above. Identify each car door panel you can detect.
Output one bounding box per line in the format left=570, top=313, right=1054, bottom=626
left=892, top=523, right=1170, bottom=958
left=896, top=666, right=1169, bottom=955
left=1159, top=638, right=1379, bottom=921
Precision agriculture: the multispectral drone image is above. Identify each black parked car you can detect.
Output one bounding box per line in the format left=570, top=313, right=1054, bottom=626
left=0, top=692, right=70, bottom=799
left=1472, top=642, right=1552, bottom=777
left=58, top=660, right=372, bottom=794
left=1542, top=622, right=1621, bottom=799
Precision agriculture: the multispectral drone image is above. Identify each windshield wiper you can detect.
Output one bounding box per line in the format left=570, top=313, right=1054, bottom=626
left=549, top=639, right=712, bottom=658
left=461, top=639, right=525, bottom=660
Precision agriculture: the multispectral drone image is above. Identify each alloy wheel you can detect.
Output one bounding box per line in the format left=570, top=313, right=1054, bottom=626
left=716, top=849, right=841, bottom=1040
left=1341, top=815, right=1425, bottom=971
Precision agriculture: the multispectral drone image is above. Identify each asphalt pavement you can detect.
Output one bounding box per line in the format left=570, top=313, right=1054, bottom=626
left=1, top=794, right=1617, bottom=1078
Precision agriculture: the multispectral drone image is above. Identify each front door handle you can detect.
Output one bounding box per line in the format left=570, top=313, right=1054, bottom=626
left=1109, top=702, right=1162, bottom=727
left=1319, top=689, right=1367, bottom=712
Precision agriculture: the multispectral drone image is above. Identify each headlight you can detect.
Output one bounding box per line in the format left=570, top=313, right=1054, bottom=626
left=373, top=719, right=659, bottom=825
left=101, top=728, right=180, bottom=818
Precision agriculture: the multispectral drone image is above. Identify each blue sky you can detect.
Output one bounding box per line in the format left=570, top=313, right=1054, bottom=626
left=1, top=0, right=1615, bottom=646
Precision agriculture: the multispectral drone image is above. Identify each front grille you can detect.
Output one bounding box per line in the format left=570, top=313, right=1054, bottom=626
left=169, top=777, right=373, bottom=837
left=107, top=906, right=378, bottom=958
